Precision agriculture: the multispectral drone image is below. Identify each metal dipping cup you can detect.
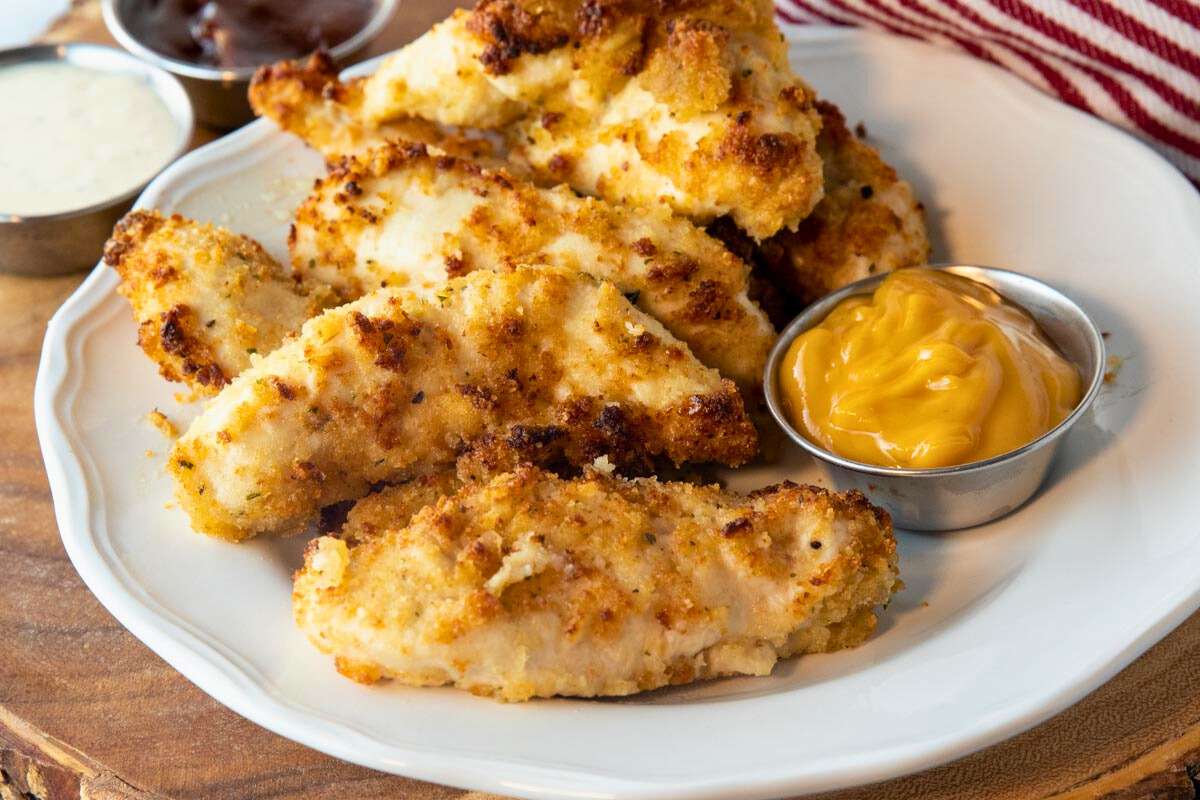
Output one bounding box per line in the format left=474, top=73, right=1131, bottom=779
left=0, top=44, right=193, bottom=276
left=763, top=265, right=1106, bottom=531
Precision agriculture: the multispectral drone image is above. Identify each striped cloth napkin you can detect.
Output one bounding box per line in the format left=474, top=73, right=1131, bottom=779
left=775, top=0, right=1200, bottom=182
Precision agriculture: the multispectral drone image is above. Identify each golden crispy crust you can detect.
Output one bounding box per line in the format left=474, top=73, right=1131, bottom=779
left=466, top=0, right=773, bottom=78
left=360, top=11, right=526, bottom=129
left=249, top=51, right=512, bottom=165
left=103, top=211, right=337, bottom=395
left=294, top=465, right=899, bottom=700
left=352, top=0, right=824, bottom=238
left=336, top=472, right=465, bottom=545
left=754, top=100, right=931, bottom=307
left=494, top=0, right=825, bottom=239
left=289, top=140, right=775, bottom=389
left=170, top=267, right=758, bottom=541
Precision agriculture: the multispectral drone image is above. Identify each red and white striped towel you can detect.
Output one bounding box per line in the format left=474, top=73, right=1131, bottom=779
left=775, top=0, right=1200, bottom=182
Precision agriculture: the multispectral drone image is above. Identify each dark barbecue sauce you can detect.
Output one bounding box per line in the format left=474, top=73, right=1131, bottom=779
left=125, top=0, right=376, bottom=69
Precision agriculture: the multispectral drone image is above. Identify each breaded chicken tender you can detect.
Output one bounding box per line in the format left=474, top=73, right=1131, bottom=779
left=294, top=465, right=899, bottom=700
left=290, top=141, right=775, bottom=389
left=353, top=0, right=826, bottom=239
left=755, top=101, right=930, bottom=306
left=170, top=267, right=758, bottom=541
left=249, top=52, right=514, bottom=167
left=103, top=210, right=338, bottom=395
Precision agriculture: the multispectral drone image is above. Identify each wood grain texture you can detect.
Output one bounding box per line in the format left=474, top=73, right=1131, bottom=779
left=2, top=2, right=1200, bottom=798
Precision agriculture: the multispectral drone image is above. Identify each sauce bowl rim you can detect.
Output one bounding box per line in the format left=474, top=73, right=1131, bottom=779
left=100, top=0, right=399, bottom=82
left=762, top=264, right=1107, bottom=478
left=0, top=42, right=194, bottom=224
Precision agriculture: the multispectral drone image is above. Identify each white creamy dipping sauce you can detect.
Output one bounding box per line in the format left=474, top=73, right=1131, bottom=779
left=0, top=61, right=182, bottom=216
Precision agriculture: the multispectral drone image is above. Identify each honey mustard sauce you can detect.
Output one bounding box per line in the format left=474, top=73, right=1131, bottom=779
left=778, top=269, right=1083, bottom=469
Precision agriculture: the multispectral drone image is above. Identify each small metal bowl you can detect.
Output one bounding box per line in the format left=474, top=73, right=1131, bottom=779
left=764, top=265, right=1106, bottom=531
left=102, top=0, right=397, bottom=128
left=0, top=44, right=193, bottom=276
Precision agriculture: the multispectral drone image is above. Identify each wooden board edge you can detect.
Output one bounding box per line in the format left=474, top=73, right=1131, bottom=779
left=0, top=706, right=162, bottom=800
left=1044, top=723, right=1200, bottom=800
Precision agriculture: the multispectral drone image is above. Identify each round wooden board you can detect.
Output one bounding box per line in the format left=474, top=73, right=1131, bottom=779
left=3, top=3, right=1200, bottom=798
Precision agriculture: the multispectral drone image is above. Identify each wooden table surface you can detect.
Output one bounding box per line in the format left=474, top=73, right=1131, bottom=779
left=4, top=2, right=1200, bottom=799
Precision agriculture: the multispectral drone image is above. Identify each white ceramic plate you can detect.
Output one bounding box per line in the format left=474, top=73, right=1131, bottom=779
left=35, top=25, right=1200, bottom=800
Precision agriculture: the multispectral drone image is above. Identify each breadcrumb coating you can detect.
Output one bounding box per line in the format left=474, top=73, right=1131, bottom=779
left=170, top=267, right=758, bottom=541
left=756, top=101, right=930, bottom=306
left=347, top=0, right=826, bottom=239
left=250, top=56, right=926, bottom=316
left=103, top=210, right=338, bottom=395
left=335, top=471, right=465, bottom=545
left=249, top=51, right=515, bottom=167
left=294, top=465, right=899, bottom=700
left=361, top=11, right=525, bottom=129
left=290, top=141, right=775, bottom=389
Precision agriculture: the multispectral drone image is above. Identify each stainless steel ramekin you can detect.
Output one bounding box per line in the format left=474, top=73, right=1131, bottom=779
left=763, top=265, right=1106, bottom=531
left=0, top=44, right=193, bottom=276
left=102, top=0, right=397, bottom=128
